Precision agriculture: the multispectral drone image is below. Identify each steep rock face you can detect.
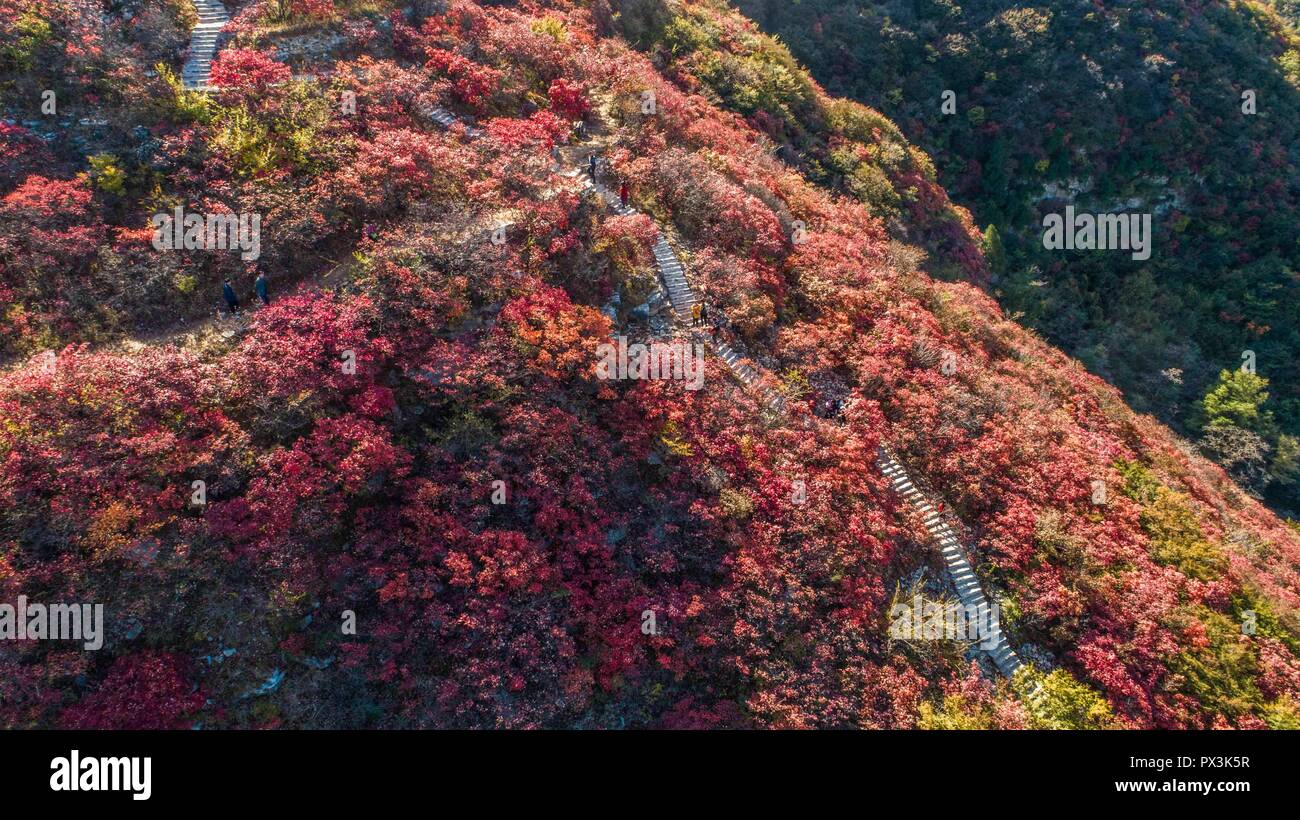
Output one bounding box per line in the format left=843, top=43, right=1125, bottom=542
left=0, top=0, right=1298, bottom=729
left=734, top=0, right=1300, bottom=517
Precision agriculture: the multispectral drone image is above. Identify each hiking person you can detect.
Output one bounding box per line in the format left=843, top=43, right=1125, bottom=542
left=691, top=302, right=702, bottom=327
left=619, top=179, right=629, bottom=208
left=699, top=302, right=709, bottom=327
left=255, top=272, right=269, bottom=306
left=716, top=309, right=731, bottom=342
left=222, top=279, right=239, bottom=315
left=588, top=152, right=597, bottom=180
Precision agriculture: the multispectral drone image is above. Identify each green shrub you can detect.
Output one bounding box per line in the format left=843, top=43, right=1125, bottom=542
left=88, top=154, right=127, bottom=195
left=848, top=162, right=902, bottom=217
left=213, top=106, right=276, bottom=177
left=0, top=9, right=52, bottom=75
left=1015, top=667, right=1117, bottom=729
left=1262, top=695, right=1300, bottom=729
left=1116, top=460, right=1227, bottom=579
left=718, top=487, right=752, bottom=518
left=917, top=694, right=996, bottom=729
left=530, top=16, right=568, bottom=42
left=662, top=14, right=714, bottom=55
left=156, top=63, right=215, bottom=124
left=1141, top=490, right=1227, bottom=580
left=1161, top=605, right=1261, bottom=720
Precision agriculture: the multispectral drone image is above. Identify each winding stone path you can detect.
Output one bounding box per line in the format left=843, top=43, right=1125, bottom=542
left=162, top=0, right=1041, bottom=685
left=421, top=106, right=1034, bottom=686
left=569, top=156, right=1031, bottom=681
left=182, top=0, right=230, bottom=90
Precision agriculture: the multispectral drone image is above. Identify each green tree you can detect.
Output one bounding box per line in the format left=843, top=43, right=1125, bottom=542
left=1199, top=369, right=1273, bottom=433
left=981, top=223, right=1006, bottom=276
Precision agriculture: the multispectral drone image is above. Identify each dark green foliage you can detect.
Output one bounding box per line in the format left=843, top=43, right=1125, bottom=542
left=734, top=0, right=1300, bottom=517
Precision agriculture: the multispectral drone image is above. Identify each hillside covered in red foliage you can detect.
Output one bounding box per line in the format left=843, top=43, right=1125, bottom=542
left=2, top=0, right=1299, bottom=729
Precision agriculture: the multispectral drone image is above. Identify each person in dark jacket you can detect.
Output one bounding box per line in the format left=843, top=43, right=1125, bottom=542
left=222, top=279, right=239, bottom=315
left=588, top=152, right=597, bottom=180
left=714, top=308, right=730, bottom=343
left=255, top=272, right=269, bottom=306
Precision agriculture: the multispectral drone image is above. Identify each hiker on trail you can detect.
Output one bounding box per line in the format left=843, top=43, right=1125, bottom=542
left=691, top=302, right=702, bottom=327
left=255, top=272, right=269, bottom=306
left=222, top=279, right=239, bottom=315
left=588, top=153, right=598, bottom=180
left=716, top=309, right=732, bottom=343
left=619, top=179, right=629, bottom=208
left=699, top=302, right=709, bottom=327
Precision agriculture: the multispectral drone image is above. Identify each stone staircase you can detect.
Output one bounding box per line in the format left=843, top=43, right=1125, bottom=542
left=877, top=447, right=1026, bottom=678
left=574, top=167, right=786, bottom=413
left=421, top=105, right=483, bottom=138
left=578, top=161, right=1028, bottom=681
left=651, top=234, right=697, bottom=315
left=182, top=0, right=230, bottom=91
left=711, top=340, right=786, bottom=413
left=424, top=105, right=1034, bottom=689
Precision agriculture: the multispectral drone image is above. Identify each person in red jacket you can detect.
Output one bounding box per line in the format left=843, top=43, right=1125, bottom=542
left=619, top=180, right=629, bottom=207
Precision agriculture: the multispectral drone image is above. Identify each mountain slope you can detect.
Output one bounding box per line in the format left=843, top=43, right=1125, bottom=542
left=1, top=0, right=1298, bottom=729
left=731, top=0, right=1300, bottom=518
